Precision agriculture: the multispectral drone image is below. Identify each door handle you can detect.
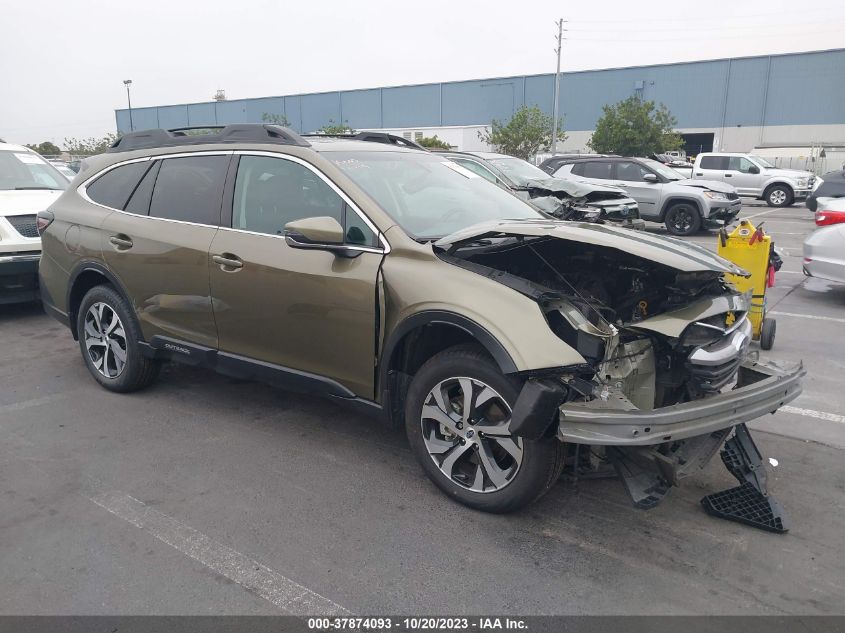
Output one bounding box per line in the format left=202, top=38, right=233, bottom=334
left=695, top=172, right=704, bottom=176
left=724, top=173, right=732, bottom=177
left=212, top=253, right=243, bottom=270
left=109, top=234, right=133, bottom=249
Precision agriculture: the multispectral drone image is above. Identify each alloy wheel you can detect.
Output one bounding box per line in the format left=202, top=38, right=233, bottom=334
left=83, top=302, right=128, bottom=378
left=420, top=377, right=523, bottom=493
left=770, top=189, right=787, bottom=206
left=672, top=208, right=693, bottom=233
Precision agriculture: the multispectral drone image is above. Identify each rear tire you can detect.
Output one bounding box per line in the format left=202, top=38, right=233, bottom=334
left=404, top=345, right=564, bottom=513
left=760, top=318, right=776, bottom=350
left=76, top=284, right=161, bottom=392
left=664, top=203, right=702, bottom=236
left=765, top=184, right=793, bottom=207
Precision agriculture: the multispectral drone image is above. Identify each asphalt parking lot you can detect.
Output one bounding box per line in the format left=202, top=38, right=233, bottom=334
left=1, top=200, right=844, bottom=616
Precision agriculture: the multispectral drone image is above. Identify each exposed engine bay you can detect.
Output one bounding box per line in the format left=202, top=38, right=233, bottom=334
left=437, top=233, right=746, bottom=409
left=435, top=226, right=803, bottom=532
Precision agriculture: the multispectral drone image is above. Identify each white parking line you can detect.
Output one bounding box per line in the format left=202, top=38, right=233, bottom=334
left=742, top=209, right=780, bottom=220
left=770, top=311, right=845, bottom=324
left=87, top=488, right=350, bottom=616
left=779, top=406, right=845, bottom=425
left=0, top=393, right=67, bottom=414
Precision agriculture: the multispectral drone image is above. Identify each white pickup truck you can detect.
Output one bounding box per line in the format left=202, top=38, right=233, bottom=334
left=692, top=152, right=815, bottom=207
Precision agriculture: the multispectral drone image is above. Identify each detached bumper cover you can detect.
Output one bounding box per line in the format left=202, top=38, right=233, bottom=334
left=557, top=360, right=804, bottom=446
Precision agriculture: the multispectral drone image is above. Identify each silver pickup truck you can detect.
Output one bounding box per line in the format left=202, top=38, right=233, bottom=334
left=692, top=153, right=815, bottom=207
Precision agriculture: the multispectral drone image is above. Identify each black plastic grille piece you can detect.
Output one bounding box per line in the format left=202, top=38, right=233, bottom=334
left=687, top=357, right=741, bottom=392
left=701, top=482, right=789, bottom=533
left=6, top=214, right=38, bottom=238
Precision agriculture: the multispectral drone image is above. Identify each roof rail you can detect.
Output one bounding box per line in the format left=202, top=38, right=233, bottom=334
left=107, top=124, right=310, bottom=153
left=301, top=131, right=426, bottom=151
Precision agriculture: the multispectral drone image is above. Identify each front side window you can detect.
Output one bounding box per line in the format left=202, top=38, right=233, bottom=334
left=87, top=161, right=150, bottom=210
left=615, top=161, right=651, bottom=182
left=233, top=155, right=377, bottom=246
left=0, top=150, right=68, bottom=191
left=328, top=151, right=542, bottom=240
left=748, top=155, right=774, bottom=168
left=149, top=155, right=229, bottom=224
left=728, top=157, right=757, bottom=173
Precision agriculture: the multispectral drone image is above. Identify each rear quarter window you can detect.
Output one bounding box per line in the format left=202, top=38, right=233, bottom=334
left=86, top=161, right=150, bottom=209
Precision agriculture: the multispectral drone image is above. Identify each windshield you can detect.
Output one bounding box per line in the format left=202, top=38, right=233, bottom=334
left=328, top=151, right=543, bottom=239
left=0, top=151, right=68, bottom=191
left=639, top=158, right=684, bottom=181
left=487, top=157, right=549, bottom=187
left=749, top=155, right=775, bottom=168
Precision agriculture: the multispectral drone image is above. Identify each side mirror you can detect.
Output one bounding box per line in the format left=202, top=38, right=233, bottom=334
left=284, top=216, right=358, bottom=257
left=748, top=165, right=760, bottom=174
left=643, top=173, right=659, bottom=183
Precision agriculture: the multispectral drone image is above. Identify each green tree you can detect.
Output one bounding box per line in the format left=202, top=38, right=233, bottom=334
left=588, top=96, right=684, bottom=156
left=416, top=135, right=452, bottom=149
left=477, top=105, right=563, bottom=160
left=63, top=133, right=119, bottom=156
left=318, top=120, right=355, bottom=135
left=261, top=112, right=291, bottom=126
left=25, top=141, right=62, bottom=156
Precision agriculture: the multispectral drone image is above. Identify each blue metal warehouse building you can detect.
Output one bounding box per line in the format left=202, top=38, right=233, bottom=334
left=116, top=48, right=845, bottom=154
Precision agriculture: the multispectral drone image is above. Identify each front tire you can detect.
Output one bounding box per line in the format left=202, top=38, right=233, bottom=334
left=765, top=184, right=793, bottom=207
left=405, top=346, right=564, bottom=513
left=664, top=202, right=702, bottom=236
left=76, top=284, right=161, bottom=392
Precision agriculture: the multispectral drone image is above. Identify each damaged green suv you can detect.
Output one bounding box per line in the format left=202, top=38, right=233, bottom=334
left=38, top=125, right=804, bottom=526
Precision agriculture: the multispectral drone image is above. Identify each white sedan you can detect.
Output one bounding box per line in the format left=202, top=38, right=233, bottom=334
left=804, top=197, right=845, bottom=284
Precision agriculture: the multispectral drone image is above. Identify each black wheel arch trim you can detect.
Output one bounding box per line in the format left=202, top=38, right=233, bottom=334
left=659, top=197, right=704, bottom=221
left=66, top=260, right=134, bottom=340
left=379, top=310, right=519, bottom=393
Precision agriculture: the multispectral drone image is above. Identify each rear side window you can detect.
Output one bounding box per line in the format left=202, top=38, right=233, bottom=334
left=149, top=155, right=229, bottom=225
left=700, top=156, right=729, bottom=170
left=581, top=161, right=613, bottom=180
left=86, top=161, right=150, bottom=209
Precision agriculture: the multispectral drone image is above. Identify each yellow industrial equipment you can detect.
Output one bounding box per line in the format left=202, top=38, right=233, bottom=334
left=718, top=220, right=776, bottom=349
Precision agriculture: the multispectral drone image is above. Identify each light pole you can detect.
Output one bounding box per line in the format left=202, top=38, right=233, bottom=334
left=551, top=19, right=566, bottom=156
left=123, top=79, right=134, bottom=131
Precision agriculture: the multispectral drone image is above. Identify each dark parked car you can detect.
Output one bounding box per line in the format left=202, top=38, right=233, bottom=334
left=806, top=169, right=845, bottom=212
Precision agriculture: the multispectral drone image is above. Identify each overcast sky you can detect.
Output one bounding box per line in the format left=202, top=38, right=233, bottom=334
left=1, top=0, right=843, bottom=145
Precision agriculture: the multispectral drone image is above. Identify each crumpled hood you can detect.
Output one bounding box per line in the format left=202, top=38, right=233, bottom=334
left=0, top=189, right=63, bottom=216
left=675, top=178, right=736, bottom=193
left=523, top=177, right=627, bottom=198
left=434, top=219, right=749, bottom=275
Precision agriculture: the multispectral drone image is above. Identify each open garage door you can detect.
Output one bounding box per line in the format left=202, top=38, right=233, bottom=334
left=682, top=133, right=714, bottom=157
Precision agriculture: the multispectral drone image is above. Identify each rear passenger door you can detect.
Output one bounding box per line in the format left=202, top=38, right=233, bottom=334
left=99, top=153, right=230, bottom=348
left=208, top=153, right=385, bottom=398
left=695, top=155, right=729, bottom=184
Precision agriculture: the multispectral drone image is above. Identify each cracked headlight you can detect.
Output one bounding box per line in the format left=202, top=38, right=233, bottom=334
left=703, top=190, right=728, bottom=200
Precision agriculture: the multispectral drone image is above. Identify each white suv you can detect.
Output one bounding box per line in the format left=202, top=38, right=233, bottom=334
left=692, top=152, right=815, bottom=207
left=0, top=143, right=69, bottom=304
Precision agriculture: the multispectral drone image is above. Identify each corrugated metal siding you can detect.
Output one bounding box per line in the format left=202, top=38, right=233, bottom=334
left=764, top=50, right=845, bottom=126
left=116, top=49, right=845, bottom=134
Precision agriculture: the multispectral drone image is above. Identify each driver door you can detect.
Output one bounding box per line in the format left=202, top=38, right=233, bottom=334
left=727, top=156, right=760, bottom=196
left=613, top=161, right=661, bottom=218
left=209, top=153, right=386, bottom=398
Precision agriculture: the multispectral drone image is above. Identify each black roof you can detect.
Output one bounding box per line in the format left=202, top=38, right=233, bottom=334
left=107, top=125, right=311, bottom=153
left=302, top=131, right=426, bottom=150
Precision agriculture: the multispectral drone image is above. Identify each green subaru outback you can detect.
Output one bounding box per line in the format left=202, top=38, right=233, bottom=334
left=38, top=125, right=803, bottom=527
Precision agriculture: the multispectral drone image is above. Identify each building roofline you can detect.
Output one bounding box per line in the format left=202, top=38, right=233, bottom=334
left=115, top=47, right=845, bottom=115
